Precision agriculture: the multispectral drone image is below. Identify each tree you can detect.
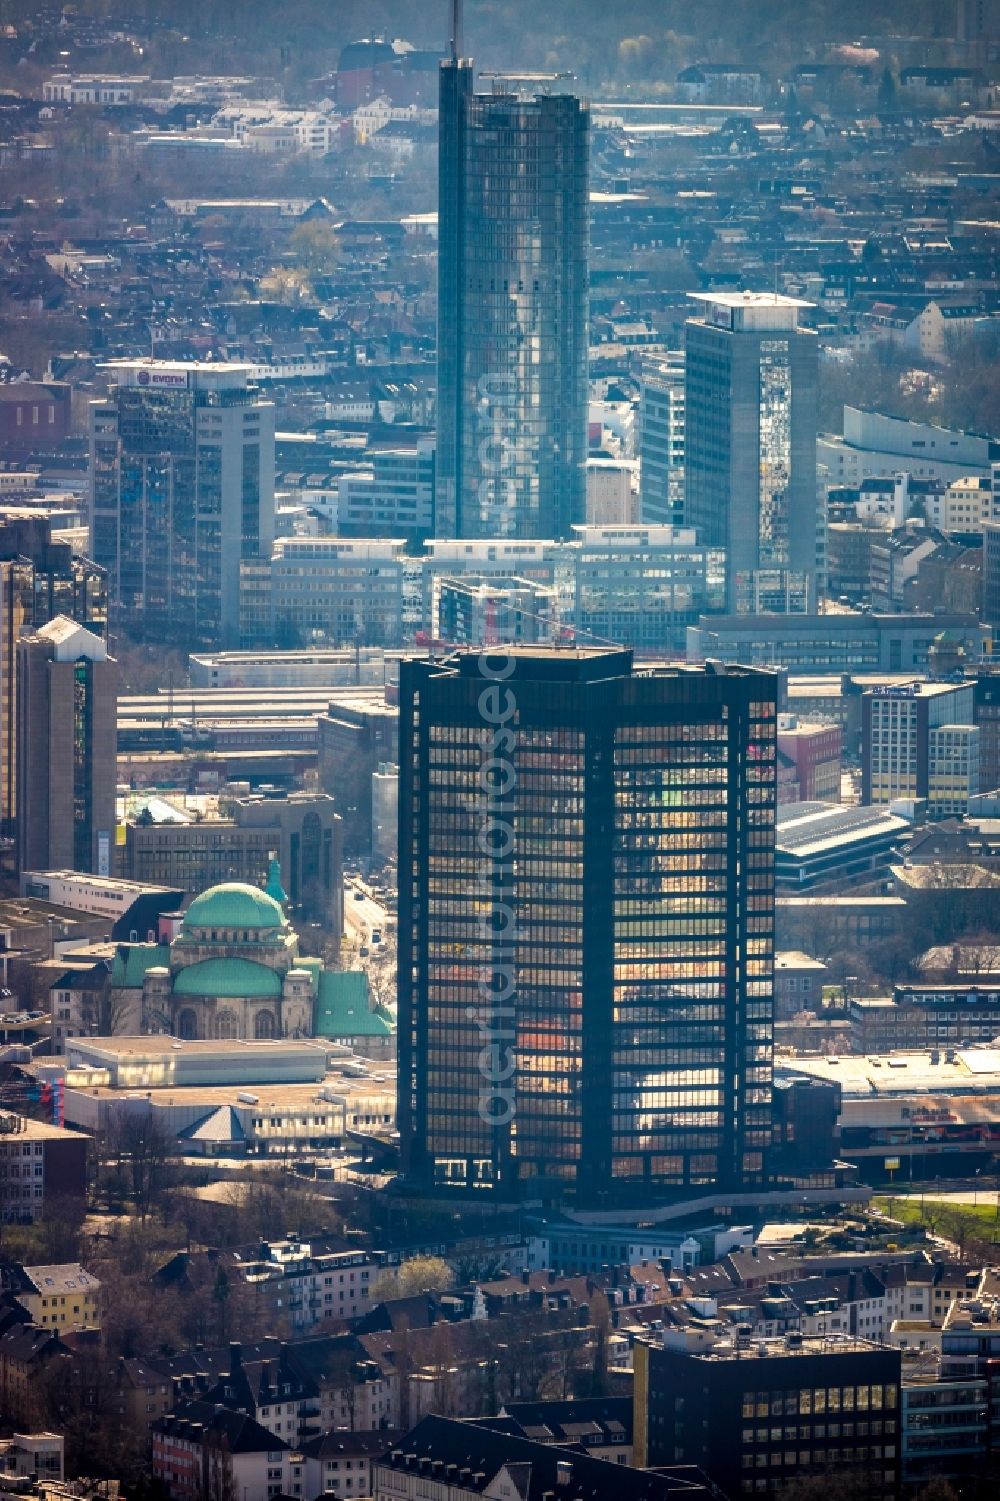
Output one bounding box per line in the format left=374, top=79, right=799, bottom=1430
left=370, top=1254, right=456, bottom=1302
left=938, top=1208, right=984, bottom=1258
left=103, top=1113, right=176, bottom=1223
left=290, top=218, right=341, bottom=285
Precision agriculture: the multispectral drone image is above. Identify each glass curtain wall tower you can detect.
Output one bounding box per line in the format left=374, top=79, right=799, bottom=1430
left=436, top=53, right=589, bottom=541
left=398, top=648, right=776, bottom=1208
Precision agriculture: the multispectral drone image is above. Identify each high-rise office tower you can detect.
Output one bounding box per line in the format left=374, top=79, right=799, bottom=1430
left=398, top=648, right=776, bottom=1207
left=17, top=616, right=117, bottom=875
left=0, top=514, right=107, bottom=850
left=89, top=360, right=275, bottom=648
left=639, top=354, right=685, bottom=526
left=684, top=292, right=818, bottom=614
left=436, top=37, right=589, bottom=541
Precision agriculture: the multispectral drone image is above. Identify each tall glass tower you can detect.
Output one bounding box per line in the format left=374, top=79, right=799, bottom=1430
left=684, top=292, right=818, bottom=615
left=436, top=53, right=589, bottom=541
left=397, top=648, right=777, bottom=1208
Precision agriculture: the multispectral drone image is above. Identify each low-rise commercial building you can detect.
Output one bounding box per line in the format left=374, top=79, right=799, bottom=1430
left=62, top=1072, right=396, bottom=1160
left=779, top=1047, right=1000, bottom=1179
left=775, top=802, right=911, bottom=890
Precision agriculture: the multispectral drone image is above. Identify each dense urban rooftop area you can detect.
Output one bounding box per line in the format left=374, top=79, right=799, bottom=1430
left=2, top=1, right=1000, bottom=1499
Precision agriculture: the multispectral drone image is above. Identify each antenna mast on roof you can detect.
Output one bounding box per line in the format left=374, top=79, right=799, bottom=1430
left=449, top=0, right=464, bottom=62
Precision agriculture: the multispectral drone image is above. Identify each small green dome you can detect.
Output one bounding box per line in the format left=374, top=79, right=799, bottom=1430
left=173, top=958, right=283, bottom=1000
left=183, top=883, right=286, bottom=932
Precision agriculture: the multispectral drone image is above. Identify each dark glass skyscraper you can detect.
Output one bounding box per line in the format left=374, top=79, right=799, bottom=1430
left=684, top=292, right=819, bottom=614
left=398, top=648, right=776, bottom=1208
left=436, top=57, right=589, bottom=541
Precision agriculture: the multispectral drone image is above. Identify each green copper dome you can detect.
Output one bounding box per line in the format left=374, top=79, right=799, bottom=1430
left=182, top=883, right=286, bottom=932
left=173, top=958, right=283, bottom=999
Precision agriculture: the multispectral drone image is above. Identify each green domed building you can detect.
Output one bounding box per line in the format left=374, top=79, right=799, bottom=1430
left=140, top=880, right=316, bottom=1040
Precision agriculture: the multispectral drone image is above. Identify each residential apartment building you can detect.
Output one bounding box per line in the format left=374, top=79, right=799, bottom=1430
left=8, top=1263, right=101, bottom=1332
left=0, top=1114, right=88, bottom=1223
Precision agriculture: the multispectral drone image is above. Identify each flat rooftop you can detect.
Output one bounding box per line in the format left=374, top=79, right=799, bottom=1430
left=689, top=291, right=812, bottom=309
left=0, top=897, right=105, bottom=927
left=783, top=1047, right=1000, bottom=1096
left=64, top=1077, right=396, bottom=1108
left=23, top=870, right=179, bottom=895
left=659, top=1333, right=885, bottom=1361
left=66, top=1036, right=335, bottom=1060
left=777, top=801, right=910, bottom=857
left=0, top=1114, right=88, bottom=1142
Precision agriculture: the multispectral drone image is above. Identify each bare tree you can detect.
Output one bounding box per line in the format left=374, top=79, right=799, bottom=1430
left=102, top=1113, right=176, bottom=1223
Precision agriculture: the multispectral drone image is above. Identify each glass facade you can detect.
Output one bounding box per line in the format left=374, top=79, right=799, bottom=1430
left=398, top=648, right=777, bottom=1207
left=436, top=64, right=589, bottom=541
left=89, top=366, right=274, bottom=649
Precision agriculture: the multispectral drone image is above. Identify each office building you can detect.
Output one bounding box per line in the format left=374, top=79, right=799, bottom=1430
left=89, top=359, right=275, bottom=648
left=436, top=50, right=589, bottom=540
left=421, top=539, right=564, bottom=626
left=775, top=802, right=911, bottom=891
left=268, top=538, right=407, bottom=650
left=776, top=717, right=842, bottom=802
left=861, top=679, right=977, bottom=812
left=16, top=617, right=117, bottom=876
left=688, top=612, right=986, bottom=674
left=0, top=513, right=107, bottom=849
left=120, top=791, right=343, bottom=935
left=398, top=648, right=777, bottom=1207
left=586, top=458, right=638, bottom=526
left=317, top=694, right=400, bottom=855
left=338, top=440, right=435, bottom=547
left=571, top=525, right=724, bottom=655
left=634, top=1331, right=901, bottom=1500
left=639, top=354, right=685, bottom=526
left=685, top=292, right=818, bottom=614
left=434, top=575, right=555, bottom=646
